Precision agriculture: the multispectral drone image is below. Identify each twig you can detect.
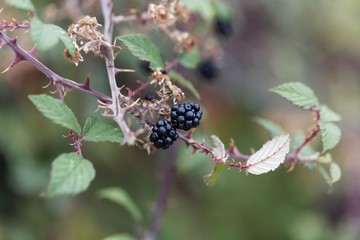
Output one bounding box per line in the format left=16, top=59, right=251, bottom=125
left=100, top=0, right=137, bottom=144
left=0, top=31, right=111, bottom=104
left=145, top=146, right=177, bottom=240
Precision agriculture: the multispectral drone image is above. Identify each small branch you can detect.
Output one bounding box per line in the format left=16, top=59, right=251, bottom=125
left=100, top=0, right=137, bottom=144
left=0, top=31, right=111, bottom=104
left=145, top=146, right=177, bottom=240
left=113, top=12, right=150, bottom=24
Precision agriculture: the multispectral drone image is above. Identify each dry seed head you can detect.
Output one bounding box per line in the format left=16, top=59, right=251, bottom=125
left=148, top=3, right=176, bottom=26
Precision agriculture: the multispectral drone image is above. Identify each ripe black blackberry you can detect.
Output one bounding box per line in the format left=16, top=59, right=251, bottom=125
left=214, top=18, right=233, bottom=37
left=199, top=59, right=219, bottom=80
left=171, top=102, right=203, bottom=131
left=149, top=120, right=178, bottom=149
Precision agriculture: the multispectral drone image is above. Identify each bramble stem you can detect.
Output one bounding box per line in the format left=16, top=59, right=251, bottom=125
left=0, top=31, right=112, bottom=104
left=145, top=146, right=177, bottom=240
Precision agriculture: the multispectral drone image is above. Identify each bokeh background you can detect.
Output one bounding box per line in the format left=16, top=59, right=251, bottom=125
left=1, top=0, right=360, bottom=239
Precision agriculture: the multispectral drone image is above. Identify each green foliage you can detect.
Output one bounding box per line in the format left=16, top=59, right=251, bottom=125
left=253, top=117, right=284, bottom=137
left=270, top=82, right=319, bottom=110
left=103, top=234, right=135, bottom=240
left=204, top=163, right=227, bottom=186
left=97, top=187, right=143, bottom=222
left=319, top=122, right=341, bottom=152
left=329, top=162, right=341, bottom=184
left=319, top=105, right=341, bottom=122
left=117, top=34, right=164, bottom=70
left=46, top=153, right=96, bottom=197
left=5, top=0, right=35, bottom=11
left=181, top=0, right=215, bottom=21
left=30, top=17, right=76, bottom=57
left=83, top=116, right=123, bottom=143
left=213, top=0, right=232, bottom=21
left=168, top=70, right=200, bottom=99
left=28, top=94, right=81, bottom=134
left=178, top=48, right=200, bottom=69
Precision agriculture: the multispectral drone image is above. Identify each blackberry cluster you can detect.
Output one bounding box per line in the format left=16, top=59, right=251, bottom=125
left=199, top=59, right=219, bottom=80
left=150, top=120, right=178, bottom=149
left=171, top=102, right=203, bottom=131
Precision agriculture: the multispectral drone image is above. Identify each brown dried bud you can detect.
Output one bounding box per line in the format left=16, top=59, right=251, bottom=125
left=175, top=31, right=197, bottom=51
left=64, top=48, right=83, bottom=66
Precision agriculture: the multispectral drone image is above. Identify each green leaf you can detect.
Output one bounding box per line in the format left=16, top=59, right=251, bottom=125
left=97, top=187, right=143, bottom=222
left=178, top=48, right=200, bottom=69
left=319, top=105, right=341, bottom=122
left=213, top=0, right=232, bottom=21
left=270, top=82, right=319, bottom=110
left=318, top=165, right=331, bottom=184
left=329, top=162, right=341, bottom=184
left=318, top=153, right=333, bottom=164
left=117, top=34, right=164, bottom=71
left=181, top=0, right=215, bottom=21
left=83, top=116, right=123, bottom=143
left=253, top=117, right=284, bottom=137
left=28, top=94, right=81, bottom=134
left=46, top=153, right=95, bottom=197
left=204, top=163, right=227, bottom=186
left=103, top=234, right=135, bottom=240
left=319, top=122, right=341, bottom=152
left=168, top=70, right=200, bottom=99
left=5, top=0, right=35, bottom=11
left=30, top=17, right=76, bottom=57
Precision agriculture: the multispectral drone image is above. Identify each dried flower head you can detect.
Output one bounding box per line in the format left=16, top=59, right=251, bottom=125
left=66, top=16, right=104, bottom=64
left=148, top=3, right=176, bottom=26
left=174, top=31, right=197, bottom=51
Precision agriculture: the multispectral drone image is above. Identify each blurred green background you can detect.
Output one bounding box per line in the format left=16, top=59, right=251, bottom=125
left=1, top=0, right=360, bottom=239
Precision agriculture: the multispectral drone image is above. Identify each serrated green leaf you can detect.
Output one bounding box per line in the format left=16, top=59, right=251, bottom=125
left=253, top=117, right=284, bottom=137
left=178, top=48, right=200, bottom=69
left=83, top=116, right=123, bottom=143
left=270, top=82, right=319, bottom=110
left=46, top=153, right=95, bottom=197
left=168, top=70, right=200, bottom=99
left=319, top=122, right=341, bottom=152
left=319, top=105, right=341, bottom=122
left=117, top=34, right=164, bottom=71
left=28, top=94, right=81, bottom=134
left=97, top=187, right=143, bottom=222
left=103, top=234, right=135, bottom=240
left=5, top=0, right=35, bottom=11
left=204, top=163, right=227, bottom=186
left=329, top=162, right=341, bottom=184
left=30, top=17, right=76, bottom=57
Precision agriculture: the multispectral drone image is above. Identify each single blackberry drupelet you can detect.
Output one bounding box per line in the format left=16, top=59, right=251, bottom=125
left=150, top=120, right=178, bottom=149
left=171, top=102, right=203, bottom=131
left=199, top=59, right=219, bottom=79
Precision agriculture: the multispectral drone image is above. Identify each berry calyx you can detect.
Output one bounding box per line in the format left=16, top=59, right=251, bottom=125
left=198, top=59, right=219, bottom=79
left=170, top=102, right=203, bottom=131
left=150, top=120, right=178, bottom=149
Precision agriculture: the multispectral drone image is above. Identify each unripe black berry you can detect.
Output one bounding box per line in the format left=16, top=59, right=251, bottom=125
left=150, top=120, right=178, bottom=149
left=214, top=18, right=233, bottom=37
left=171, top=102, right=203, bottom=131
left=199, top=59, right=219, bottom=79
